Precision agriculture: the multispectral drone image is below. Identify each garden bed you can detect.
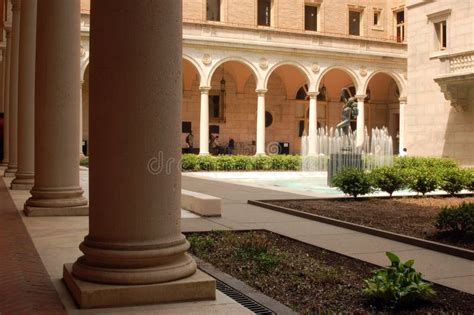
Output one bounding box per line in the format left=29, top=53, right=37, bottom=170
left=266, top=196, right=474, bottom=250
left=188, top=230, right=474, bottom=314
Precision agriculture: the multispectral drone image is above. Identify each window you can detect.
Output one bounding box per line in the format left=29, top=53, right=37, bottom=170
left=258, top=0, right=272, bottom=26
left=434, top=20, right=447, bottom=50
left=349, top=11, right=361, bottom=36
left=304, top=5, right=318, bottom=31
left=395, top=10, right=405, bottom=42
left=373, top=10, right=381, bottom=26
left=206, top=0, right=221, bottom=21
left=209, top=91, right=225, bottom=122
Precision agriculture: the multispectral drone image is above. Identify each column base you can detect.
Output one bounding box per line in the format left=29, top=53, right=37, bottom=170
left=63, top=264, right=216, bottom=309
left=4, top=167, right=18, bottom=177
left=11, top=175, right=34, bottom=190
left=24, top=204, right=89, bottom=216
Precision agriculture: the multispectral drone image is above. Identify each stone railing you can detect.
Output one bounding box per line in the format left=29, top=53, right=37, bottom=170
left=449, top=52, right=474, bottom=73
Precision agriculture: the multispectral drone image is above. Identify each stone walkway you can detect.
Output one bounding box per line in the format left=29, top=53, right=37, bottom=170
left=1, top=169, right=472, bottom=314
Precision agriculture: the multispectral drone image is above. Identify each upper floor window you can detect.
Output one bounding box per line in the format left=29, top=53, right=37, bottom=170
left=395, top=10, right=405, bottom=42
left=349, top=10, right=361, bottom=36
left=434, top=20, right=447, bottom=50
left=373, top=10, right=381, bottom=26
left=258, top=0, right=272, bottom=26
left=305, top=5, right=318, bottom=31
left=207, top=0, right=221, bottom=22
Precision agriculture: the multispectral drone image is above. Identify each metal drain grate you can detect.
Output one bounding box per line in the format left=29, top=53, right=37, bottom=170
left=216, top=279, right=275, bottom=315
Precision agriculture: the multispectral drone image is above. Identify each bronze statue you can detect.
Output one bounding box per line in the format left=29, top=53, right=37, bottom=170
left=336, top=87, right=358, bottom=133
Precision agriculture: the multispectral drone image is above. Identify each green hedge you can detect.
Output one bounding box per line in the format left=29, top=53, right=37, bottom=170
left=181, top=154, right=303, bottom=172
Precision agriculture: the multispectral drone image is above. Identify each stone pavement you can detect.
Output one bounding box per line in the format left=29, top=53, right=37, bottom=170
left=1, top=168, right=472, bottom=314
left=181, top=174, right=474, bottom=295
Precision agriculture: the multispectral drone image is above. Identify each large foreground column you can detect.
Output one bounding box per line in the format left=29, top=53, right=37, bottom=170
left=63, top=0, right=215, bottom=309
left=11, top=0, right=36, bottom=190
left=199, top=86, right=211, bottom=155
left=355, top=94, right=366, bottom=149
left=255, top=89, right=267, bottom=155
left=1, top=29, right=12, bottom=168
left=24, top=0, right=87, bottom=216
left=79, top=80, right=84, bottom=157
left=307, top=92, right=318, bottom=156
left=4, top=0, right=21, bottom=177
left=399, top=97, right=407, bottom=154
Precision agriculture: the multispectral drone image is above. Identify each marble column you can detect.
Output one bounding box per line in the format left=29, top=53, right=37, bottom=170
left=24, top=0, right=87, bottom=216
left=199, top=86, right=211, bottom=155
left=399, top=96, right=407, bottom=154
left=255, top=89, right=267, bottom=155
left=4, top=0, right=20, bottom=177
left=63, top=0, right=215, bottom=309
left=11, top=0, right=36, bottom=190
left=79, top=80, right=84, bottom=157
left=307, top=92, right=318, bottom=156
left=355, top=94, right=366, bottom=149
left=1, top=7, right=12, bottom=168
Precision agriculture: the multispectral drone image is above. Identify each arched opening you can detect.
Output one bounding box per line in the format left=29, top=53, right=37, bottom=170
left=181, top=59, right=201, bottom=153
left=365, top=72, right=401, bottom=153
left=315, top=68, right=359, bottom=132
left=264, top=64, right=310, bottom=153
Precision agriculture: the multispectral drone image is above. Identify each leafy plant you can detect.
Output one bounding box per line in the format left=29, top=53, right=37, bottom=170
left=371, top=167, right=405, bottom=198
left=332, top=167, right=374, bottom=199
left=439, top=167, right=465, bottom=196
left=406, top=168, right=439, bottom=196
left=363, top=252, right=436, bottom=308
left=463, top=168, right=474, bottom=192
left=79, top=157, right=89, bottom=167
left=435, top=202, right=474, bottom=235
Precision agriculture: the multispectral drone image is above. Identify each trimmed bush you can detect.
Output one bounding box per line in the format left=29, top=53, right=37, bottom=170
left=439, top=167, right=465, bottom=196
left=363, top=252, right=435, bottom=308
left=332, top=167, right=374, bottom=199
left=394, top=156, right=458, bottom=172
left=435, top=202, right=474, bottom=235
left=371, top=167, right=405, bottom=198
left=405, top=168, right=439, bottom=196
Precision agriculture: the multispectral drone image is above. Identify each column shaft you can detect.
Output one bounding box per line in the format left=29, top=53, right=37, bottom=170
left=24, top=0, right=87, bottom=215
left=1, top=30, right=11, bottom=167
left=199, top=87, right=210, bottom=155
left=71, top=0, right=196, bottom=285
left=308, top=93, right=318, bottom=155
left=356, top=95, right=366, bottom=149
left=256, top=90, right=267, bottom=155
left=399, top=97, right=407, bottom=154
left=12, top=0, right=36, bottom=190
left=79, top=80, right=84, bottom=157
left=4, top=0, right=20, bottom=177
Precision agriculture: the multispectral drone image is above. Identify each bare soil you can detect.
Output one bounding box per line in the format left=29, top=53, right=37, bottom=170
left=188, top=230, right=474, bottom=314
left=268, top=196, right=474, bottom=250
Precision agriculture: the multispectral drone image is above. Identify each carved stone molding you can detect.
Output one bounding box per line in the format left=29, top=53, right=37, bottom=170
left=202, top=54, right=212, bottom=66
left=311, top=63, right=320, bottom=73
left=359, top=66, right=367, bottom=77
left=259, top=58, right=268, bottom=70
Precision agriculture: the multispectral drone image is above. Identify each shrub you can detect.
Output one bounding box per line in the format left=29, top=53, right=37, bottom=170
left=463, top=168, right=474, bottom=192
left=254, top=155, right=273, bottom=170
left=435, top=202, right=474, bottom=235
left=394, top=156, right=458, bottom=171
left=406, top=168, right=439, bottom=196
left=439, top=167, right=465, bottom=196
left=332, top=167, right=374, bottom=199
left=371, top=167, right=405, bottom=198
left=181, top=154, right=199, bottom=171
left=215, top=155, right=235, bottom=171
left=196, top=155, right=217, bottom=171
left=232, top=155, right=253, bottom=170
left=79, top=158, right=89, bottom=167
left=363, top=252, right=436, bottom=308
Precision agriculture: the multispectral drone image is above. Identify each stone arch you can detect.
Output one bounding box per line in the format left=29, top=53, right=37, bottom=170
left=315, top=65, right=361, bottom=93
left=183, top=54, right=205, bottom=86
left=207, top=57, right=261, bottom=88
left=363, top=70, right=406, bottom=98
left=80, top=54, right=89, bottom=82
left=263, top=61, right=312, bottom=92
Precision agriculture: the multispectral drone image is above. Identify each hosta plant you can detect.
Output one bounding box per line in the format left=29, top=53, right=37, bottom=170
left=363, top=252, right=436, bottom=308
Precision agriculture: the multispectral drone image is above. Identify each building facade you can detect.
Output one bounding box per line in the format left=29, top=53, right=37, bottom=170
left=405, top=0, right=474, bottom=166
left=79, top=0, right=408, bottom=156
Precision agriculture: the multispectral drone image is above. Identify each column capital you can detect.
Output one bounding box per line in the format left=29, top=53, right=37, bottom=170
left=355, top=94, right=367, bottom=102
left=256, top=89, right=267, bottom=96
left=399, top=96, right=407, bottom=104
left=308, top=91, right=319, bottom=99
left=199, top=86, right=211, bottom=93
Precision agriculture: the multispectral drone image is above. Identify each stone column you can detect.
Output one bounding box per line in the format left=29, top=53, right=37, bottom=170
left=1, top=29, right=11, bottom=168
left=79, top=80, right=84, bottom=157
left=355, top=94, right=366, bottom=149
left=4, top=0, right=20, bottom=177
left=255, top=89, right=267, bottom=155
left=11, top=0, right=36, bottom=190
left=199, top=86, right=211, bottom=155
left=399, top=96, right=407, bottom=154
left=0, top=49, right=4, bottom=114
left=63, top=0, right=214, bottom=309
left=24, top=0, right=87, bottom=216
left=307, top=92, right=318, bottom=156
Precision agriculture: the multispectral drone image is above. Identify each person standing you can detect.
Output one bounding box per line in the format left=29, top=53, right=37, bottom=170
left=185, top=131, right=194, bottom=153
